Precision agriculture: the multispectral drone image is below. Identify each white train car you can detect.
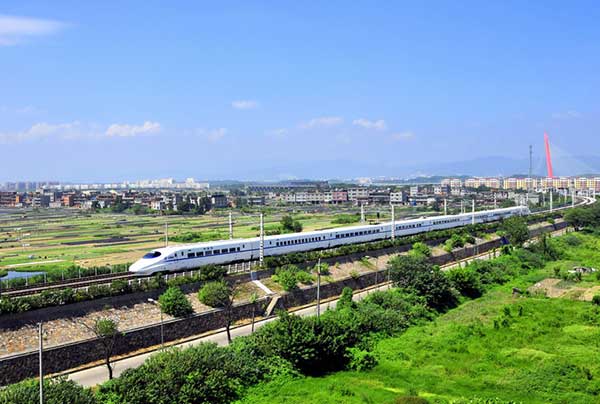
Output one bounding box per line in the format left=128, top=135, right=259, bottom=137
left=129, top=206, right=528, bottom=275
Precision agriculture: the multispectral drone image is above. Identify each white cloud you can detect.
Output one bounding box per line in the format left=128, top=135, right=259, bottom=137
left=105, top=121, right=161, bottom=137
left=0, top=15, right=65, bottom=46
left=390, top=131, right=415, bottom=141
left=0, top=121, right=84, bottom=143
left=205, top=128, right=227, bottom=142
left=300, top=116, right=343, bottom=129
left=352, top=118, right=387, bottom=130
left=552, top=110, right=582, bottom=120
left=265, top=128, right=288, bottom=138
left=232, top=100, right=259, bottom=110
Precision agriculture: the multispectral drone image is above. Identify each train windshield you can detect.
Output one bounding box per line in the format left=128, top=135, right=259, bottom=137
left=143, top=251, right=162, bottom=259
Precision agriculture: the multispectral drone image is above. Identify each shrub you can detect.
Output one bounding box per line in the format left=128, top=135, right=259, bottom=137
left=346, top=347, right=378, bottom=371
left=332, top=214, right=360, bottom=224
left=0, top=377, right=97, bottom=404
left=96, top=342, right=260, bottom=404
left=276, top=270, right=299, bottom=291
left=315, top=262, right=330, bottom=275
left=158, top=287, right=193, bottom=317
left=410, top=242, right=431, bottom=257
left=446, top=267, right=483, bottom=298
left=198, top=281, right=231, bottom=308
left=110, top=279, right=129, bottom=295
left=337, top=287, right=355, bottom=310
left=592, top=294, right=600, bottom=306
left=199, top=264, right=227, bottom=282
left=295, top=271, right=314, bottom=285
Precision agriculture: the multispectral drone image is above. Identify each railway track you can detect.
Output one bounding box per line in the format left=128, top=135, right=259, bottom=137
left=1, top=196, right=595, bottom=299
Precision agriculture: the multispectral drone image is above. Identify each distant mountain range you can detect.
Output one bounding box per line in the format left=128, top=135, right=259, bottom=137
left=238, top=155, right=600, bottom=182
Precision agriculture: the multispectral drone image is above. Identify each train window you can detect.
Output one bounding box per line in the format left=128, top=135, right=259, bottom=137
left=143, top=251, right=162, bottom=259
left=205, top=250, right=212, bottom=255
left=229, top=248, right=236, bottom=253
left=237, top=247, right=240, bottom=251
left=197, top=251, right=204, bottom=257
left=188, top=253, right=195, bottom=258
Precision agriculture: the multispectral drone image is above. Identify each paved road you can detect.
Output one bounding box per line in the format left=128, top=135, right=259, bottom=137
left=67, top=283, right=392, bottom=387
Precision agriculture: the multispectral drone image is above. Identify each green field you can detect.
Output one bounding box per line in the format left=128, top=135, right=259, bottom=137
left=0, top=205, right=434, bottom=273
left=239, top=233, right=600, bottom=404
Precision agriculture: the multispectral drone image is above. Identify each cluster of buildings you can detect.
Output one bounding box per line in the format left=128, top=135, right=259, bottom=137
left=442, top=177, right=600, bottom=192
left=0, top=178, right=210, bottom=192
left=3, top=175, right=598, bottom=212
left=0, top=189, right=228, bottom=211
left=0, top=185, right=441, bottom=211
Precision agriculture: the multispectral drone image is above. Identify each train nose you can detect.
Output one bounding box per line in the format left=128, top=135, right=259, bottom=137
left=129, top=260, right=148, bottom=273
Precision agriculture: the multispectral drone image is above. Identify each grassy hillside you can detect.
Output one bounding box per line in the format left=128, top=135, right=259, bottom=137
left=240, top=289, right=600, bottom=403
left=239, top=233, right=600, bottom=404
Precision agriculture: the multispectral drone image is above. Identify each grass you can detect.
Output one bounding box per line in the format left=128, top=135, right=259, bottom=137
left=0, top=206, right=436, bottom=272
left=238, top=233, right=600, bottom=404
left=240, top=290, right=600, bottom=403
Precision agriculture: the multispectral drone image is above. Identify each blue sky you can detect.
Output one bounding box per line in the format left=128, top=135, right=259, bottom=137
left=1, top=1, right=600, bottom=181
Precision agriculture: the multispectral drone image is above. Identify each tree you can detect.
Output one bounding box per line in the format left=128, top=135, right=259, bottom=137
left=85, top=318, right=120, bottom=380
left=0, top=377, right=97, bottom=404
left=409, top=242, right=431, bottom=258
left=252, top=311, right=318, bottom=374
left=564, top=206, right=597, bottom=229
left=159, top=286, right=193, bottom=317
left=337, top=287, right=355, bottom=310
left=198, top=281, right=238, bottom=343
left=501, top=216, right=529, bottom=247
left=446, top=266, right=483, bottom=298
left=388, top=255, right=458, bottom=311
left=281, top=215, right=302, bottom=233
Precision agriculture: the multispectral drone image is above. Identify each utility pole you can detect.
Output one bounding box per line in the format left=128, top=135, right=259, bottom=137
left=443, top=199, right=447, bottom=215
left=147, top=298, right=164, bottom=350
left=164, top=221, right=168, bottom=248
left=471, top=199, right=475, bottom=225
left=228, top=211, right=233, bottom=239
left=572, top=188, right=576, bottom=207
left=550, top=190, right=553, bottom=212
left=38, top=322, right=43, bottom=404
left=360, top=203, right=365, bottom=223
left=460, top=200, right=464, bottom=214
left=390, top=204, right=395, bottom=240
left=494, top=193, right=497, bottom=209
left=316, top=258, right=321, bottom=319
left=259, top=213, right=264, bottom=266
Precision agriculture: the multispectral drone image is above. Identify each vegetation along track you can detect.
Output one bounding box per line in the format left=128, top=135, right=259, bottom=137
left=3, top=196, right=594, bottom=299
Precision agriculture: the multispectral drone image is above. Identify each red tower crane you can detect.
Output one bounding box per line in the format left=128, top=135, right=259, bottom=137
left=544, top=132, right=554, bottom=178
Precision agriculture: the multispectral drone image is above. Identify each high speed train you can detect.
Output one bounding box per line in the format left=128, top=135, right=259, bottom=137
left=129, top=206, right=529, bottom=275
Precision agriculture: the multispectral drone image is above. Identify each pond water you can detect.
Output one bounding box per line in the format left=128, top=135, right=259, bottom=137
left=1, top=271, right=45, bottom=280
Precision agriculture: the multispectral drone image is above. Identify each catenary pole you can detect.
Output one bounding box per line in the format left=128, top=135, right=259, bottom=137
left=38, top=322, right=43, bottom=404
left=391, top=204, right=395, bottom=240
left=259, top=213, right=264, bottom=266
